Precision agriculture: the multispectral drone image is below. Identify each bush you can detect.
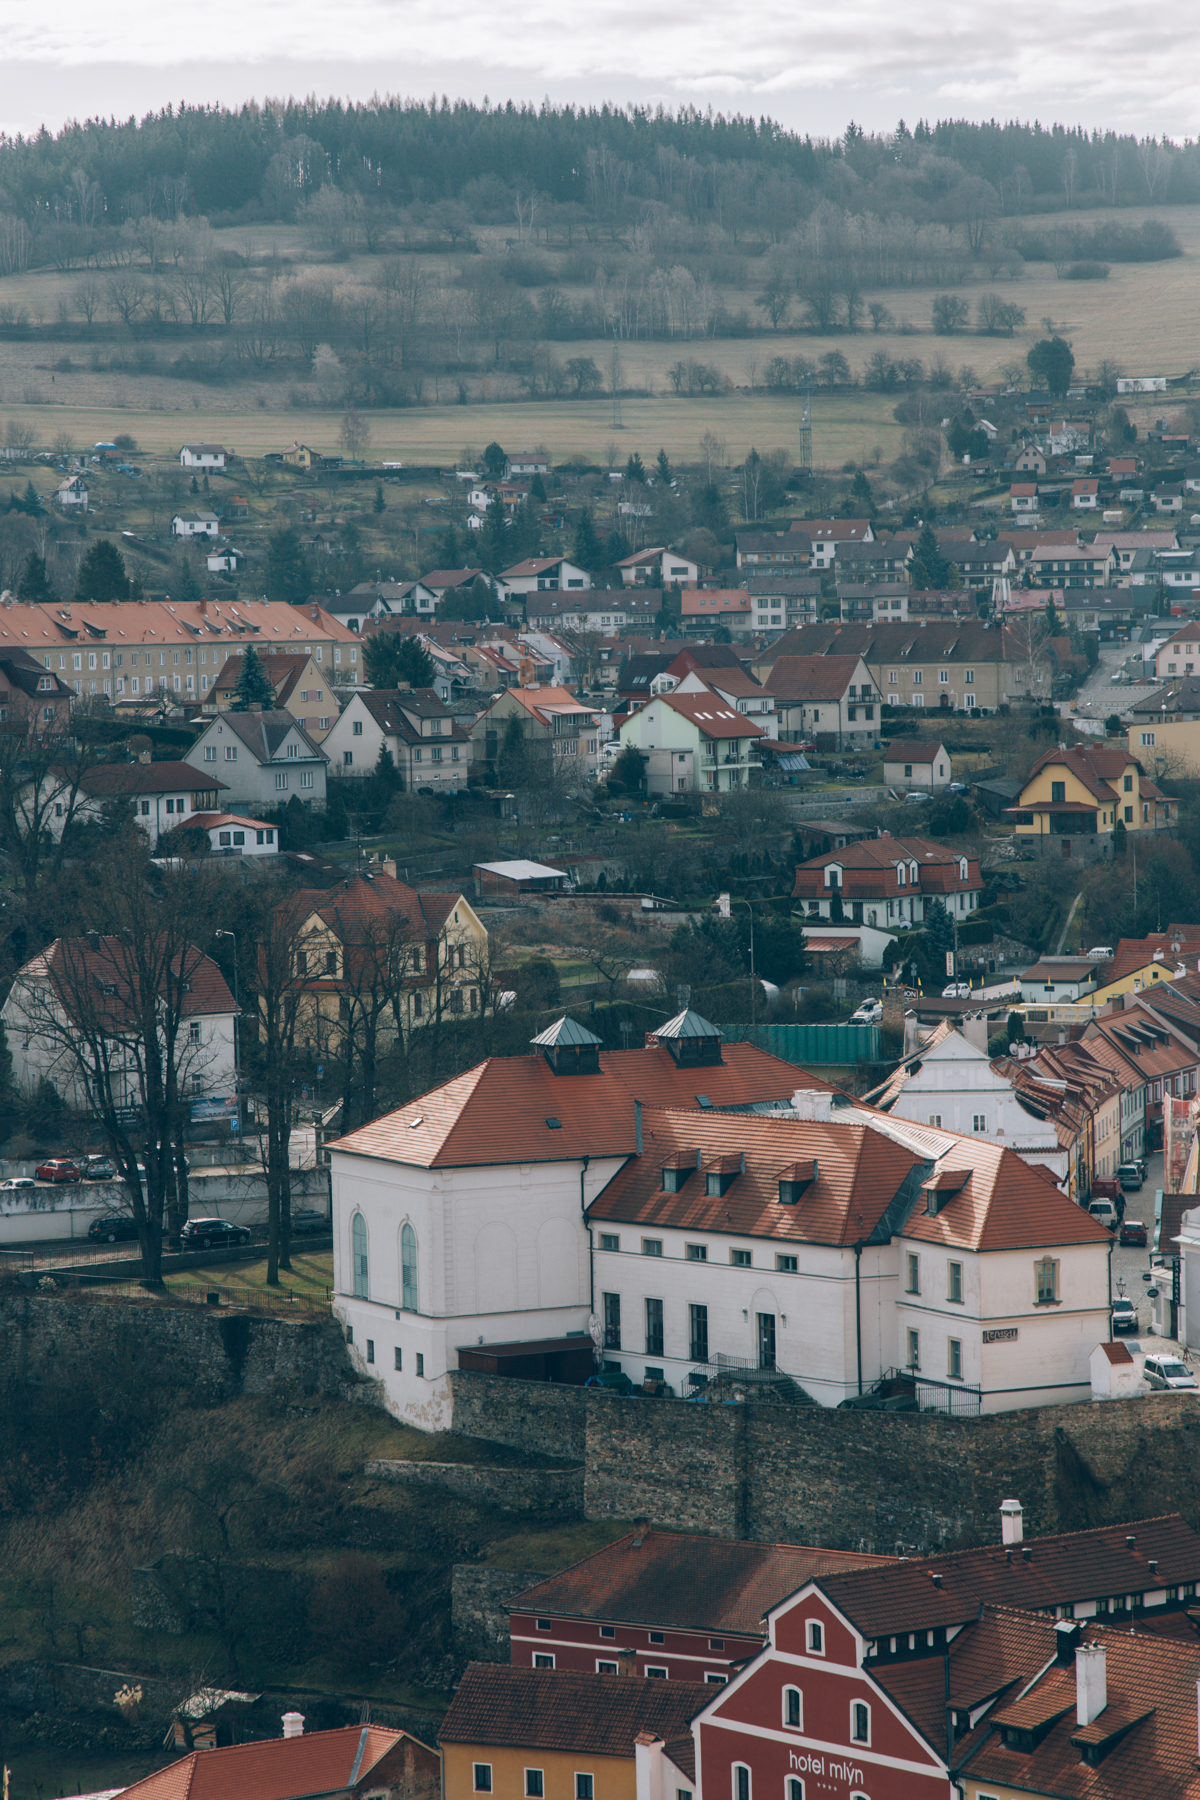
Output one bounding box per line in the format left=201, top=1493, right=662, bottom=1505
left=1063, top=261, right=1110, bottom=281
left=308, top=1553, right=405, bottom=1673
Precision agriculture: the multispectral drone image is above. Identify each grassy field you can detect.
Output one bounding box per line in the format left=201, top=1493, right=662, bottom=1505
left=1, top=203, right=1197, bottom=473
left=162, top=1247, right=334, bottom=1304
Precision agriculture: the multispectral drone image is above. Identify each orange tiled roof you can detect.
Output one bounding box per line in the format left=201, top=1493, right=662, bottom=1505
left=439, top=1664, right=709, bottom=1755
left=900, top=1137, right=1113, bottom=1252
left=115, top=1724, right=422, bottom=1800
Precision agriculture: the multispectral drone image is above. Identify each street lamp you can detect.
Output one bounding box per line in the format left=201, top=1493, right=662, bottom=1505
left=214, top=929, right=239, bottom=1097
left=726, top=895, right=757, bottom=1026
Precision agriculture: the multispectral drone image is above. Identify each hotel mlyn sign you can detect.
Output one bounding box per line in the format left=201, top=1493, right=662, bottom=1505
left=786, top=1751, right=866, bottom=1787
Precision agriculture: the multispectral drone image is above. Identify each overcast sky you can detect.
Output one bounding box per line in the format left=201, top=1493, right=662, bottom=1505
left=4, top=0, right=1198, bottom=145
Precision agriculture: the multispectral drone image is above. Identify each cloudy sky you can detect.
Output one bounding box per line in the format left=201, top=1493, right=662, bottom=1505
left=4, top=0, right=1198, bottom=143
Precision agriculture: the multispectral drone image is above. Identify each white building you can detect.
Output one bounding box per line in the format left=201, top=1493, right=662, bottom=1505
left=863, top=1025, right=1069, bottom=1182
left=497, top=557, right=592, bottom=598
left=617, top=688, right=765, bottom=795
left=173, top=512, right=220, bottom=538
left=326, top=1012, right=808, bottom=1428
left=184, top=709, right=328, bottom=811
left=55, top=477, right=89, bottom=510
left=615, top=548, right=700, bottom=588
left=36, top=760, right=231, bottom=848
left=882, top=741, right=951, bottom=791
left=323, top=688, right=471, bottom=792
left=189, top=812, right=279, bottom=856
left=179, top=444, right=228, bottom=470
left=3, top=936, right=236, bottom=1112
left=207, top=548, right=242, bottom=573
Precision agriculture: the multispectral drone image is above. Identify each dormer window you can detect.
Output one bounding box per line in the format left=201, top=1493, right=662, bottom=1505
left=662, top=1164, right=691, bottom=1193
left=959, top=858, right=968, bottom=880
left=704, top=1156, right=742, bottom=1198
left=896, top=864, right=906, bottom=887
left=909, top=862, right=918, bottom=883
left=778, top=1160, right=817, bottom=1205
left=824, top=865, right=843, bottom=889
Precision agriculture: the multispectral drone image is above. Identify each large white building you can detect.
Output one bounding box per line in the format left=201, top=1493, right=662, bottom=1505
left=328, top=1012, right=1113, bottom=1425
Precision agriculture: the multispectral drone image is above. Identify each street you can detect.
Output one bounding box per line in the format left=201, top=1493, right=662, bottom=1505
left=1107, top=1147, right=1176, bottom=1342
left=1067, top=635, right=1161, bottom=729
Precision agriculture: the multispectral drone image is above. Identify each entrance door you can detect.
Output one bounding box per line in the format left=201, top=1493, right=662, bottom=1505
left=757, top=1312, right=776, bottom=1370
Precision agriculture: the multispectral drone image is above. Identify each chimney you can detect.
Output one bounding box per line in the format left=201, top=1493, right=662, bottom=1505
left=1055, top=1619, right=1082, bottom=1665
left=1000, top=1499, right=1023, bottom=1545
left=139, top=748, right=152, bottom=764
left=617, top=1647, right=638, bottom=1677
left=1076, top=1644, right=1106, bottom=1726
left=635, top=1734, right=665, bottom=1800
left=634, top=1100, right=643, bottom=1156
left=282, top=1712, right=305, bottom=1739
left=791, top=1089, right=832, bottom=1122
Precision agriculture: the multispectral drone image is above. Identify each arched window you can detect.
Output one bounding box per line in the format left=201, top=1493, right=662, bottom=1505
left=352, top=1212, right=369, bottom=1299
left=782, top=1686, right=802, bottom=1729
left=402, top=1222, right=418, bottom=1313
left=786, top=1782, right=804, bottom=1800
left=732, top=1767, right=750, bottom=1800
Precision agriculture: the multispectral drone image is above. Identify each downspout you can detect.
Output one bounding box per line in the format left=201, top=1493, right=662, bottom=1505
left=581, top=1153, right=593, bottom=1315
left=854, top=1239, right=864, bottom=1395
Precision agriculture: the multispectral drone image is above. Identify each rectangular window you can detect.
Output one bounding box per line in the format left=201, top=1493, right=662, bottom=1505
left=189, top=1021, right=201, bottom=1045
left=526, top=1775, right=544, bottom=1797
left=300, top=771, right=314, bottom=788
left=415, top=1353, right=424, bottom=1377
left=576, top=1779, right=594, bottom=1800
left=366, top=1339, right=374, bottom=1364
left=776, top=1253, right=798, bottom=1273
left=689, top=1303, right=708, bottom=1363
left=534, top=1654, right=554, bottom=1669
left=731, top=1248, right=751, bottom=1267
left=948, top=1260, right=963, bottom=1303
left=275, top=772, right=287, bottom=790
left=733, top=1766, right=750, bottom=1800
left=474, top=1769, right=492, bottom=1794
left=907, top=1328, right=920, bottom=1369
left=204, top=745, right=216, bottom=762
left=851, top=1701, right=870, bottom=1744
left=1036, top=1257, right=1059, bottom=1304
left=600, top=1234, right=620, bottom=1252
left=1051, top=780, right=1065, bottom=802
left=686, top=1243, right=707, bottom=1261
left=596, top=1660, right=618, bottom=1674
left=948, top=1338, right=962, bottom=1380
left=394, top=1346, right=402, bottom=1371
left=645, top=1297, right=664, bottom=1357
left=603, top=1292, right=621, bottom=1350
left=906, top=1252, right=919, bottom=1294
left=757, top=1312, right=776, bottom=1371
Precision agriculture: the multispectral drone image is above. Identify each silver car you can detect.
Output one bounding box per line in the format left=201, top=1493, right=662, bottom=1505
left=1143, top=1354, right=1197, bottom=1392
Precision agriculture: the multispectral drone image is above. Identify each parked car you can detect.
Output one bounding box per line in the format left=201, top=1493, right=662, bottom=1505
left=0, top=1176, right=36, bottom=1192
left=1117, top=1162, right=1144, bottom=1190
left=35, top=1158, right=82, bottom=1183
left=946, top=782, right=968, bottom=794
left=1088, top=1199, right=1118, bottom=1229
left=180, top=1218, right=252, bottom=1250
left=904, top=791, right=931, bottom=804
left=82, top=1157, right=116, bottom=1181
left=1143, top=1353, right=1197, bottom=1392
left=942, top=981, right=972, bottom=998
left=87, top=1214, right=139, bottom=1243
left=850, top=999, right=883, bottom=1024
left=1119, top=1218, right=1148, bottom=1247
left=291, top=1209, right=330, bottom=1235
left=1111, top=1295, right=1140, bottom=1333
left=1086, top=946, right=1115, bottom=959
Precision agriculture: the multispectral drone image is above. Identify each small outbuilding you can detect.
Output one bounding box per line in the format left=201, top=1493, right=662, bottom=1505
left=1089, top=1338, right=1141, bottom=1400
left=473, top=858, right=569, bottom=898
left=883, top=740, right=951, bottom=791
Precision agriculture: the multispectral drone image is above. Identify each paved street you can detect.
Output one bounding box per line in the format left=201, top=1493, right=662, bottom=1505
left=1067, top=635, right=1164, bottom=730
left=1107, top=1147, right=1180, bottom=1345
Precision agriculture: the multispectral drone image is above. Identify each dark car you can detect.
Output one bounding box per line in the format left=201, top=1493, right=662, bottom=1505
left=87, top=1214, right=139, bottom=1243
left=291, top=1209, right=330, bottom=1236
left=1111, top=1295, right=1140, bottom=1333
left=35, top=1158, right=82, bottom=1183
left=1119, top=1218, right=1148, bottom=1247
left=180, top=1217, right=252, bottom=1250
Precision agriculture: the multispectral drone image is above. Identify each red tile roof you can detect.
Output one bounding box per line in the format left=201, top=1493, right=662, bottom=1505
left=116, top=1724, right=428, bottom=1800
left=768, top=654, right=864, bottom=703
left=440, top=1664, right=709, bottom=1755
left=900, top=1137, right=1113, bottom=1252
left=588, top=1105, right=922, bottom=1247
left=27, top=935, right=236, bottom=1028
left=513, top=1529, right=890, bottom=1635
left=294, top=873, right=463, bottom=946
left=818, top=1515, right=1200, bottom=1639
left=330, top=1041, right=809, bottom=1169
left=659, top=693, right=764, bottom=738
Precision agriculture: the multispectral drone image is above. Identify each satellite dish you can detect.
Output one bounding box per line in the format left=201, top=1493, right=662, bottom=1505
left=588, top=1312, right=604, bottom=1349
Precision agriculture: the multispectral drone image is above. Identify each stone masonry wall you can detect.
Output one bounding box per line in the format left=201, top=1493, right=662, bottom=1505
left=0, top=1292, right=357, bottom=1402
left=366, top=1460, right=583, bottom=1515
left=446, top=1371, right=1200, bottom=1553
left=451, top=1567, right=549, bottom=1662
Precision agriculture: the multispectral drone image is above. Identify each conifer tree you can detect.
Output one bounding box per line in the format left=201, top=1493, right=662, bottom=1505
left=232, top=642, right=276, bottom=710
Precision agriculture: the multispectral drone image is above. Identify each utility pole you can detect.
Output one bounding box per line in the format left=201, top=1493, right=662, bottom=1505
left=798, top=372, right=812, bottom=473
left=610, top=336, right=622, bottom=430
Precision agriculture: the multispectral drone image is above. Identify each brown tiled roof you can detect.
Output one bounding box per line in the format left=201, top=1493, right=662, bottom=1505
left=874, top=1606, right=1056, bottom=1757
left=884, top=741, right=947, bottom=762
left=818, top=1515, right=1200, bottom=1639
left=27, top=936, right=236, bottom=1029
left=963, top=1618, right=1200, bottom=1800
left=658, top=693, right=764, bottom=738
left=438, top=1664, right=709, bottom=1754
left=900, top=1137, right=1112, bottom=1252
left=791, top=835, right=980, bottom=901
left=78, top=761, right=229, bottom=796
left=330, top=1042, right=810, bottom=1169
left=512, top=1530, right=890, bottom=1634
left=115, top=1724, right=423, bottom=1800
left=294, top=873, right=462, bottom=947
left=588, top=1106, right=922, bottom=1247
left=768, top=654, right=863, bottom=703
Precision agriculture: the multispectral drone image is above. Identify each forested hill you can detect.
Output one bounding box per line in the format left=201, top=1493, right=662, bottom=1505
left=0, top=98, right=1198, bottom=235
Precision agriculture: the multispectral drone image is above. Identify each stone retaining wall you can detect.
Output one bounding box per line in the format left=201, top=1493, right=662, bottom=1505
left=366, top=1459, right=583, bottom=1515
left=451, top=1566, right=549, bottom=1662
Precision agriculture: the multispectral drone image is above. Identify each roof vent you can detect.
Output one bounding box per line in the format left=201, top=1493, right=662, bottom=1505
left=1022, top=1545, right=1032, bottom=1561
left=1000, top=1499, right=1024, bottom=1546
left=1148, top=1559, right=1158, bottom=1576
left=1126, top=1534, right=1135, bottom=1548
left=930, top=1572, right=942, bottom=1587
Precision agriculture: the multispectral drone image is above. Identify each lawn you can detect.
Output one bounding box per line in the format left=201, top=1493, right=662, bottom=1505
left=163, top=1248, right=333, bottom=1306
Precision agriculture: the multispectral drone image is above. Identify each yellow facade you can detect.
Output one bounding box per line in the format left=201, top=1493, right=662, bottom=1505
left=1129, top=716, right=1200, bottom=777
left=1089, top=958, right=1180, bottom=1007
left=1013, top=754, right=1142, bottom=837
left=443, top=1743, right=634, bottom=1800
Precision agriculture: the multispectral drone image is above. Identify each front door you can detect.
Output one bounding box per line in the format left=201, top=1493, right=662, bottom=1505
left=757, top=1312, right=776, bottom=1370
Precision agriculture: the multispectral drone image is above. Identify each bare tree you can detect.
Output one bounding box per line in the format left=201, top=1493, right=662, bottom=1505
left=0, top=695, right=110, bottom=900
left=246, top=882, right=313, bottom=1282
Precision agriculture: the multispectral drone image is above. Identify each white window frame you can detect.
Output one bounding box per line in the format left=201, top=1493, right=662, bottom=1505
left=595, top=1659, right=618, bottom=1674
left=473, top=1767, right=492, bottom=1794
left=783, top=1685, right=803, bottom=1728
left=806, top=1619, right=824, bottom=1655
left=850, top=1699, right=871, bottom=1745
left=646, top=1665, right=668, bottom=1679
left=533, top=1653, right=555, bottom=1669
left=732, top=1765, right=751, bottom=1800
left=525, top=1772, right=545, bottom=1799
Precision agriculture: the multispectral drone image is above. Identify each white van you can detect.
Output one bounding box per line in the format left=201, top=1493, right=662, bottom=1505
left=1088, top=1199, right=1117, bottom=1229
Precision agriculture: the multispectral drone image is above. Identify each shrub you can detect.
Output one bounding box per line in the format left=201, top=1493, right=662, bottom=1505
left=1063, top=261, right=1109, bottom=281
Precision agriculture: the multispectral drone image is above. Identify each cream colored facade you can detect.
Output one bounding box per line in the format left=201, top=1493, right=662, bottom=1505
left=444, top=1741, right=635, bottom=1800
left=1130, top=716, right=1200, bottom=777
left=1013, top=752, right=1144, bottom=838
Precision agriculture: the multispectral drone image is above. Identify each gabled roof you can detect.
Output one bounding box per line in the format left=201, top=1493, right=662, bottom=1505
left=330, top=1042, right=809, bottom=1169
left=588, top=1105, right=923, bottom=1248
left=78, top=762, right=230, bottom=797
left=512, top=1529, right=889, bottom=1634
left=22, top=936, right=236, bottom=1029
left=658, top=693, right=764, bottom=738
left=819, top=1514, right=1200, bottom=1639
left=900, top=1137, right=1113, bottom=1252
left=421, top=568, right=486, bottom=589
left=293, top=873, right=463, bottom=948
left=768, top=654, right=864, bottom=703
left=439, top=1663, right=709, bottom=1755
left=207, top=709, right=324, bottom=763
left=116, top=1724, right=426, bottom=1800
left=883, top=740, right=947, bottom=762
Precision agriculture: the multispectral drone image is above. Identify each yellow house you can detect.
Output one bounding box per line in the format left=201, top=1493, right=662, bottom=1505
left=1011, top=743, right=1172, bottom=839
left=1087, top=932, right=1200, bottom=1007
left=284, top=871, right=489, bottom=1056
left=439, top=1665, right=706, bottom=1800
left=281, top=442, right=318, bottom=468
left=1130, top=709, right=1200, bottom=778
left=209, top=651, right=342, bottom=742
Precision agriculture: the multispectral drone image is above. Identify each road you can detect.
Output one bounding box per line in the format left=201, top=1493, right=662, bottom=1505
left=1108, top=1148, right=1177, bottom=1345
left=1068, top=637, right=1161, bottom=729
